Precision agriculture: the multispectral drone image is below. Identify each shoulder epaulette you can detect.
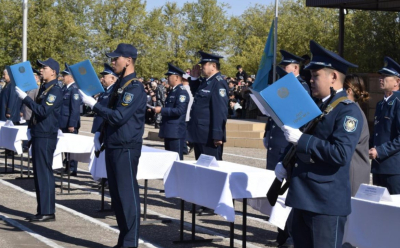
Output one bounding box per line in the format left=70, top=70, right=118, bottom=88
left=216, top=75, right=223, bottom=81
left=180, top=86, right=186, bottom=90
left=341, top=99, right=354, bottom=105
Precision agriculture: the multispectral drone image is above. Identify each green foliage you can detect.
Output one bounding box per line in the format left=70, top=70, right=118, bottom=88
left=0, top=0, right=399, bottom=78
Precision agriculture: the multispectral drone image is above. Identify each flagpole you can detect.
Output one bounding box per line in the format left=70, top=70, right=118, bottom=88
left=272, top=0, right=278, bottom=83
left=22, top=0, right=28, bottom=61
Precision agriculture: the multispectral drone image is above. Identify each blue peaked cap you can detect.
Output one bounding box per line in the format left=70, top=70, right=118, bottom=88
left=61, top=63, right=71, bottom=75
left=198, top=51, right=223, bottom=64
left=165, top=63, right=185, bottom=76
left=37, top=58, right=60, bottom=75
left=279, top=50, right=304, bottom=65
left=100, top=63, right=118, bottom=77
left=378, top=57, right=400, bottom=77
left=304, top=40, right=357, bottom=74
left=106, top=43, right=137, bottom=59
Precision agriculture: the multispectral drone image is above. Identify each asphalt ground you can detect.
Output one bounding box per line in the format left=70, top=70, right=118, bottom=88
left=0, top=116, right=284, bottom=248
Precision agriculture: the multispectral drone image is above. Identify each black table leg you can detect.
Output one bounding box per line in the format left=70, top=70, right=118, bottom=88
left=144, top=179, right=148, bottom=221
left=243, top=198, right=247, bottom=248
left=230, top=199, right=235, bottom=248
left=4, top=149, right=8, bottom=173
left=173, top=201, right=222, bottom=244
left=12, top=151, right=15, bottom=172
left=180, top=199, right=184, bottom=241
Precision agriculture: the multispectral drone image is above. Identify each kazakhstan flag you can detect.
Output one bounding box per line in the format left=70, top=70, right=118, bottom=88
left=252, top=20, right=275, bottom=92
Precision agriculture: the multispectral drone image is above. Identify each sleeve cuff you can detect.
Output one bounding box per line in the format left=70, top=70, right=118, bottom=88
left=212, top=129, right=223, bottom=141
left=297, top=134, right=314, bottom=154
left=376, top=146, right=387, bottom=160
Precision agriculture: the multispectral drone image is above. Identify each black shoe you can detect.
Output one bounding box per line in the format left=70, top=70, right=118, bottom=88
left=70, top=171, right=77, bottom=177
left=154, top=124, right=160, bottom=129
left=25, top=214, right=39, bottom=220
left=198, top=207, right=215, bottom=216
left=279, top=244, right=294, bottom=248
left=27, top=214, right=55, bottom=222
left=266, top=241, right=280, bottom=247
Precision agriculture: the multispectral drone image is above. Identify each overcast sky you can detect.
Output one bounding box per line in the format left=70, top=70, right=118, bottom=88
left=145, top=0, right=275, bottom=16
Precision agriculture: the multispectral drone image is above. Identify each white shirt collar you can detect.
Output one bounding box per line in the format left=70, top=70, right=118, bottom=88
left=384, top=92, right=393, bottom=102
left=322, top=88, right=343, bottom=102
left=106, top=83, right=114, bottom=90
left=66, top=82, right=75, bottom=89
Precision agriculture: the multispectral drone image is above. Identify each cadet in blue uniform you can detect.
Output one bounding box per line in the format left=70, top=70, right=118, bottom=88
left=369, top=57, right=400, bottom=194
left=15, top=58, right=63, bottom=222
left=275, top=40, right=363, bottom=248
left=0, top=68, right=23, bottom=124
left=79, top=43, right=146, bottom=248
left=59, top=64, right=81, bottom=176
left=154, top=63, right=189, bottom=160
left=187, top=51, right=229, bottom=160
left=91, top=63, right=118, bottom=134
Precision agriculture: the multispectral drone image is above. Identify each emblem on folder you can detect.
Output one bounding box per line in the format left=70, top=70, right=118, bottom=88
left=344, top=116, right=358, bottom=132
left=78, top=67, right=87, bottom=75
left=18, top=66, right=25, bottom=73
left=277, top=87, right=289, bottom=98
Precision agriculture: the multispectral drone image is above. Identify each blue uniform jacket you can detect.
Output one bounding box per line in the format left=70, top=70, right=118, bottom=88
left=91, top=84, right=115, bottom=133
left=285, top=91, right=363, bottom=216
left=264, top=76, right=310, bottom=170
left=159, top=84, right=189, bottom=139
left=23, top=79, right=63, bottom=138
left=0, top=81, right=23, bottom=122
left=187, top=72, right=229, bottom=144
left=59, top=83, right=81, bottom=129
left=370, top=92, right=400, bottom=174
left=93, top=73, right=146, bottom=149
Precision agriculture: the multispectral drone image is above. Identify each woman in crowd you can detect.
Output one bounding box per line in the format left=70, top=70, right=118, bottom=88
left=344, top=74, right=371, bottom=196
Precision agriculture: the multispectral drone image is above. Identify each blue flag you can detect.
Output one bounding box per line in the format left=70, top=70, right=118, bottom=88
left=252, top=20, right=275, bottom=92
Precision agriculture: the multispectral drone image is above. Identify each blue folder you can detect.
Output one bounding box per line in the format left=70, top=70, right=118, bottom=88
left=6, top=61, right=38, bottom=92
left=67, top=60, right=104, bottom=96
left=251, top=73, right=321, bottom=128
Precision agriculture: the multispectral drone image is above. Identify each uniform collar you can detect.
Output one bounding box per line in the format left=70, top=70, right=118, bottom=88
left=106, top=83, right=115, bottom=91
left=322, top=88, right=343, bottom=103
left=384, top=92, right=394, bottom=102
left=44, top=79, right=58, bottom=89
left=206, top=72, right=220, bottom=82
left=66, top=81, right=75, bottom=89
left=120, top=72, right=137, bottom=85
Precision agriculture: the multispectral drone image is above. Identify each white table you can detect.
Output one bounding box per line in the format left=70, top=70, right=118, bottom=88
left=343, top=195, right=400, bottom=248
left=0, top=124, right=29, bottom=175
left=88, top=145, right=179, bottom=216
left=0, top=125, right=28, bottom=155
left=163, top=160, right=276, bottom=247
left=53, top=133, right=94, bottom=169
left=88, top=145, right=180, bottom=180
